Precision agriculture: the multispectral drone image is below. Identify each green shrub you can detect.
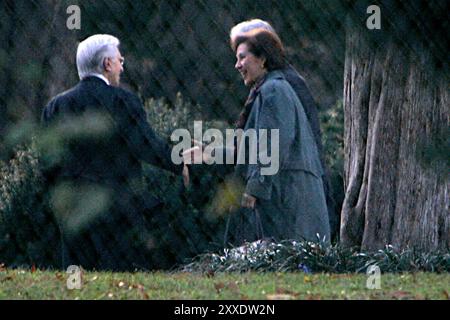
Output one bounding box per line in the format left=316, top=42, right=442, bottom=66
left=320, top=99, right=345, bottom=235
left=320, top=99, right=344, bottom=176
left=144, top=92, right=228, bottom=141
left=0, top=142, right=60, bottom=268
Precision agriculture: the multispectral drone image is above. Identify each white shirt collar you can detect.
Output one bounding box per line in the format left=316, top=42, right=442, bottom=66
left=87, top=73, right=110, bottom=85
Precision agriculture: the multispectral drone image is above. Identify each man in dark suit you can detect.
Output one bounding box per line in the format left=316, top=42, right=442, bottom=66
left=41, top=34, right=187, bottom=271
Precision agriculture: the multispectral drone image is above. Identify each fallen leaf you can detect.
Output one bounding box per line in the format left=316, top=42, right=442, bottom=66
left=276, top=288, right=300, bottom=297
left=391, top=291, right=412, bottom=300
left=31, top=264, right=36, bottom=273
left=267, top=294, right=294, bottom=300
left=443, top=290, right=449, bottom=300
left=0, top=276, right=14, bottom=282
left=305, top=294, right=322, bottom=300
left=227, top=281, right=240, bottom=293
left=214, top=282, right=225, bottom=293
left=136, top=284, right=149, bottom=299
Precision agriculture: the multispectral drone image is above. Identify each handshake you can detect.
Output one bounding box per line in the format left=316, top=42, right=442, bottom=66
left=182, top=140, right=210, bottom=164
left=180, top=140, right=256, bottom=209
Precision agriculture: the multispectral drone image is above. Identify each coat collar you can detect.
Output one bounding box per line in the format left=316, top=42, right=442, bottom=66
left=81, top=75, right=110, bottom=86
left=236, top=70, right=284, bottom=129
left=251, top=70, right=285, bottom=94
left=265, top=69, right=285, bottom=82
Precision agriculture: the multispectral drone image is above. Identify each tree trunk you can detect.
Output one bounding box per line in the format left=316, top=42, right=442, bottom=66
left=340, top=2, right=449, bottom=252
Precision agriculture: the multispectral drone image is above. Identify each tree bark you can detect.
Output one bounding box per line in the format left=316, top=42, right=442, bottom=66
left=340, top=3, right=449, bottom=252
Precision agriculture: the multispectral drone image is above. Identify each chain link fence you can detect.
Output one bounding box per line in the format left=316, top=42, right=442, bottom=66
left=0, top=0, right=446, bottom=271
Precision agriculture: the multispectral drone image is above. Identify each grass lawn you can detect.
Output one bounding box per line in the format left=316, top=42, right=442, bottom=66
left=0, top=267, right=448, bottom=300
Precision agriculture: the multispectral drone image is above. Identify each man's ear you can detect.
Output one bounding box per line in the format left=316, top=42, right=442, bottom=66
left=103, top=57, right=111, bottom=72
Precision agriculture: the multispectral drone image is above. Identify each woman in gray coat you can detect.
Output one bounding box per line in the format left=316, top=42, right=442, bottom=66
left=224, top=29, right=330, bottom=246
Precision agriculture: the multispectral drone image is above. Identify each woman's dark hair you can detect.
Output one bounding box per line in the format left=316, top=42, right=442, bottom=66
left=233, top=28, right=286, bottom=71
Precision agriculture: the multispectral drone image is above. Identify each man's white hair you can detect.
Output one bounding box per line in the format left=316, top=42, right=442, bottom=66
left=229, top=19, right=276, bottom=40
left=76, top=34, right=120, bottom=80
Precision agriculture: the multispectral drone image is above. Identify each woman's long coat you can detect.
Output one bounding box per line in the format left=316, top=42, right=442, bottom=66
left=225, top=70, right=330, bottom=245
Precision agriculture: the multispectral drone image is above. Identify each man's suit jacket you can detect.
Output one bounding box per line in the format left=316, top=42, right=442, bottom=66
left=41, top=76, right=183, bottom=270
left=42, top=76, right=181, bottom=191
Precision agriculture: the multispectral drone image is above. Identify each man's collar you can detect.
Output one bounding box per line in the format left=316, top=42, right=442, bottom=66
left=84, top=73, right=110, bottom=85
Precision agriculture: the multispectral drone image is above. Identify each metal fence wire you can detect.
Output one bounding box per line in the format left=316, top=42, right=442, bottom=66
left=0, top=0, right=446, bottom=271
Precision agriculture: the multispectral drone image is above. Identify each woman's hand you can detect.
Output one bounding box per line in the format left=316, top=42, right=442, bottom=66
left=241, top=193, right=257, bottom=209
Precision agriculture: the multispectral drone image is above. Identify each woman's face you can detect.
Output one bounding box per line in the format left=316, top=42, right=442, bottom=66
left=235, top=42, right=266, bottom=87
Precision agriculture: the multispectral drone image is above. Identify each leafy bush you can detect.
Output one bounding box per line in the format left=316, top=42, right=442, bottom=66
left=320, top=99, right=344, bottom=178
left=320, top=99, right=345, bottom=236
left=144, top=92, right=228, bottom=141
left=0, top=142, right=60, bottom=268
left=180, top=239, right=450, bottom=274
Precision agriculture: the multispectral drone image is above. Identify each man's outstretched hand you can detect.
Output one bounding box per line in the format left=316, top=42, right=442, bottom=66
left=182, top=164, right=190, bottom=188
left=182, top=145, right=210, bottom=164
